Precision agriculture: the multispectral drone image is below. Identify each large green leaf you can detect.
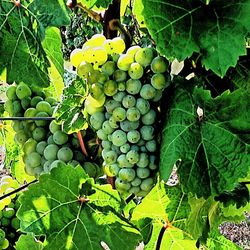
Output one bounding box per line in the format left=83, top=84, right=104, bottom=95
left=160, top=78, right=250, bottom=197
left=15, top=234, right=43, bottom=250
left=131, top=180, right=198, bottom=249
left=141, top=0, right=250, bottom=76
left=0, top=0, right=69, bottom=87
left=17, top=165, right=142, bottom=250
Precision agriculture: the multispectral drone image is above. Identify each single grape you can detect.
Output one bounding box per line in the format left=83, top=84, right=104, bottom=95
left=103, top=150, right=118, bottom=164
left=145, top=140, right=157, bottom=152
left=140, top=177, right=154, bottom=192
left=151, top=73, right=168, bottom=90
left=90, top=112, right=105, bottom=131
left=97, top=129, right=108, bottom=140
left=44, top=144, right=59, bottom=161
left=137, top=153, right=149, bottom=168
left=135, top=48, right=154, bottom=67
left=152, top=89, right=163, bottom=102
left=122, top=95, right=136, bottom=108
left=111, top=130, right=127, bottom=147
left=131, top=145, right=139, bottom=151
left=117, top=54, right=134, bottom=71
left=101, top=61, right=116, bottom=76
left=102, top=120, right=115, bottom=134
left=108, top=116, right=119, bottom=129
left=70, top=48, right=84, bottom=67
left=113, top=91, right=126, bottom=102
left=57, top=147, right=73, bottom=162
left=120, top=143, right=130, bottom=154
left=120, top=120, right=140, bottom=132
left=105, top=112, right=112, bottom=120
left=118, top=168, right=136, bottom=182
left=140, top=126, right=154, bottom=141
left=111, top=144, right=121, bottom=154
left=83, top=34, right=106, bottom=47
left=126, top=150, right=139, bottom=164
left=104, top=163, right=120, bottom=177
left=84, top=97, right=104, bottom=115
left=118, top=82, right=126, bottom=91
left=90, top=83, right=104, bottom=100
left=112, top=107, right=126, bottom=121
left=126, top=45, right=141, bottom=58
left=77, top=61, right=94, bottom=79
left=149, top=155, right=158, bottom=170
left=126, top=79, right=142, bottom=95
left=136, top=98, right=150, bottom=115
left=131, top=177, right=142, bottom=187
left=127, top=130, right=141, bottom=144
left=49, top=120, right=61, bottom=134
left=128, top=62, right=144, bottom=79
left=117, top=154, right=133, bottom=168
left=105, top=100, right=121, bottom=113
left=126, top=107, right=141, bottom=122
left=104, top=80, right=118, bottom=96
left=53, top=131, right=68, bottom=145
left=137, top=139, right=146, bottom=146
left=140, top=84, right=156, bottom=100
left=102, top=140, right=112, bottom=150
left=115, top=178, right=131, bottom=191
left=141, top=109, right=156, bottom=125
left=111, top=37, right=126, bottom=54
left=136, top=168, right=150, bottom=179
left=151, top=56, right=168, bottom=73
left=36, top=141, right=48, bottom=155
left=113, top=69, right=127, bottom=82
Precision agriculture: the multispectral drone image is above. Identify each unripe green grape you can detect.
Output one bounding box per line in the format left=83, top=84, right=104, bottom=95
left=115, top=178, right=131, bottom=192
left=36, top=141, right=48, bottom=155
left=135, top=48, right=154, bottom=67
left=111, top=145, right=121, bottom=154
left=149, top=155, right=158, bottom=170
left=6, top=85, right=17, bottom=100
left=77, top=62, right=94, bottom=78
left=105, top=112, right=112, bottom=120
left=1, top=217, right=10, bottom=226
left=131, top=177, right=142, bottom=187
left=120, top=143, right=130, bottom=154
left=126, top=107, right=141, bottom=122
left=11, top=217, right=20, bottom=230
left=128, top=62, right=144, bottom=79
left=68, top=160, right=81, bottom=167
left=87, top=70, right=102, bottom=84
left=120, top=120, right=139, bottom=132
left=26, top=152, right=41, bottom=168
left=57, top=147, right=73, bottom=162
left=113, top=91, right=126, bottom=102
left=84, top=98, right=104, bottom=115
left=122, top=95, right=136, bottom=108
left=43, top=160, right=53, bottom=172
left=105, top=100, right=121, bottom=113
left=103, top=150, right=118, bottom=164
left=126, top=45, right=141, bottom=58
left=140, top=177, right=154, bottom=192
left=32, top=127, right=46, bottom=141
left=97, top=129, right=108, bottom=140
left=104, top=163, right=120, bottom=177
left=12, top=100, right=22, bottom=115
left=127, top=130, right=141, bottom=144
left=137, top=139, right=146, bottom=146
left=50, top=160, right=66, bottom=170
left=44, top=144, right=59, bottom=161
left=102, top=140, right=112, bottom=150
left=108, top=134, right=112, bottom=141
left=49, top=120, right=61, bottom=134
left=129, top=186, right=140, bottom=194
left=102, top=120, right=115, bottom=134
left=21, top=97, right=31, bottom=110
left=126, top=79, right=142, bottom=95
left=90, top=112, right=105, bottom=131
left=126, top=150, right=139, bottom=164
left=24, top=107, right=38, bottom=119
left=142, top=109, right=156, bottom=125
left=137, top=153, right=149, bottom=168
left=140, top=84, right=156, bottom=100
left=30, top=96, right=43, bottom=107
left=117, top=54, right=134, bottom=71
left=112, top=107, right=126, bottom=121
left=136, top=168, right=150, bottom=179
left=47, top=135, right=54, bottom=144
left=3, top=207, right=15, bottom=219
left=109, top=116, right=119, bottom=129
left=118, top=82, right=126, bottom=91
left=152, top=89, right=163, bottom=102
left=112, top=53, right=120, bottom=63
left=112, top=130, right=127, bottom=147
left=113, top=69, right=127, bottom=82
left=53, top=131, right=68, bottom=145
left=23, top=138, right=37, bottom=155
left=118, top=168, right=136, bottom=182
left=151, top=73, right=168, bottom=90
left=101, top=61, right=116, bottom=76
left=0, top=228, right=5, bottom=246
left=146, top=140, right=157, bottom=152
left=136, top=98, right=150, bottom=115
left=90, top=83, right=104, bottom=100
left=131, top=145, right=139, bottom=151
left=117, top=154, right=133, bottom=168
left=151, top=56, right=168, bottom=73
left=2, top=238, right=9, bottom=249
left=136, top=190, right=149, bottom=197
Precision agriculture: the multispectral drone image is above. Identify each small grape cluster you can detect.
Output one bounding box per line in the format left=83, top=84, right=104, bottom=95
left=4, top=84, right=93, bottom=177
left=0, top=176, right=21, bottom=249
left=71, top=34, right=169, bottom=196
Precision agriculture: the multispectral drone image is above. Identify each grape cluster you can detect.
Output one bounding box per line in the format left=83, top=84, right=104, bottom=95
left=71, top=35, right=169, bottom=196
left=0, top=176, right=21, bottom=249
left=4, top=84, right=93, bottom=177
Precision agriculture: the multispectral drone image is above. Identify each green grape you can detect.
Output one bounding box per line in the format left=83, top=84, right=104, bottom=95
left=36, top=101, right=52, bottom=114
left=21, top=97, right=31, bottom=110
left=126, top=45, right=141, bottom=58
left=108, top=116, right=119, bottom=129
left=104, top=163, right=119, bottom=177
left=112, top=130, right=127, bottom=147
left=11, top=121, right=22, bottom=132
left=136, top=190, right=148, bottom=197
left=41, top=156, right=47, bottom=166
left=140, top=146, right=147, bottom=152
left=126, top=150, right=139, bottom=164
left=152, top=89, right=163, bottom=102
left=127, top=130, right=141, bottom=144
left=111, top=37, right=126, bottom=54
left=122, top=95, right=136, bottom=108
left=77, top=61, right=94, bottom=78
left=102, top=120, right=115, bottom=134
left=137, top=139, right=146, bottom=146
left=4, top=100, right=13, bottom=115
left=90, top=83, right=104, bottom=100
left=140, top=177, right=154, bottom=192
left=113, top=91, right=126, bottom=102
left=111, top=145, right=121, bottom=154
left=47, top=135, right=54, bottom=144
left=32, top=127, right=46, bottom=141
left=118, top=168, right=136, bottom=182
left=3, top=207, right=15, bottom=219
left=129, top=186, right=140, bottom=194
left=2, top=238, right=9, bottom=249
left=103, top=150, right=118, bottom=164
left=117, top=54, right=134, bottom=71
left=120, top=120, right=140, bottom=132
left=140, top=84, right=156, bottom=100
left=112, top=53, right=120, bottom=63
left=105, top=100, right=121, bottom=113
left=149, top=155, right=158, bottom=170
left=16, top=83, right=32, bottom=100
left=84, top=97, right=104, bottom=115
left=113, top=69, right=127, bottom=82
left=87, top=70, right=102, bottom=84
left=136, top=98, right=150, bottom=115
left=125, top=79, right=142, bottom=95
left=45, top=97, right=57, bottom=106
left=128, top=63, right=144, bottom=79
left=23, top=138, right=37, bottom=155
left=104, top=80, right=118, bottom=96
left=35, top=112, right=49, bottom=126
left=131, top=145, right=139, bottom=151
left=43, top=160, right=53, bottom=172
left=53, top=131, right=68, bottom=145
left=115, top=178, right=131, bottom=192
left=141, top=109, right=156, bottom=125
left=0, top=229, right=5, bottom=246
left=11, top=217, right=20, bottom=230
left=102, top=140, right=112, bottom=150
left=101, top=61, right=116, bottom=76
left=24, top=107, right=38, bottom=120
left=137, top=153, right=149, bottom=168
left=68, top=160, right=81, bottom=167
left=140, top=126, right=154, bottom=141
left=50, top=160, right=66, bottom=170
left=30, top=96, right=43, bottom=107
left=131, top=177, right=142, bottom=187
left=151, top=73, right=168, bottom=90
left=118, top=82, right=126, bottom=91
left=145, top=140, right=157, bottom=152
left=12, top=100, right=22, bottom=115
left=120, top=143, right=130, bottom=154
left=83, top=162, right=98, bottom=178
left=97, top=129, right=108, bottom=140
left=117, top=154, right=133, bottom=168
left=151, top=56, right=168, bottom=73
left=49, top=120, right=61, bottom=134
left=135, top=48, right=154, bottom=67
left=126, top=107, right=140, bottom=122
left=57, top=147, right=73, bottom=162
left=84, top=34, right=106, bottom=47
left=14, top=130, right=28, bottom=145
left=112, top=107, right=126, bottom=122
left=44, top=144, right=59, bottom=161
left=137, top=168, right=150, bottom=179
left=105, top=112, right=111, bottom=120
left=90, top=112, right=105, bottom=131
left=6, top=85, right=17, bottom=100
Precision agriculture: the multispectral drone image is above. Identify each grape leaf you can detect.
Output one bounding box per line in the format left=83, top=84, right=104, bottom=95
left=141, top=0, right=250, bottom=76
left=79, top=0, right=112, bottom=9
left=55, top=77, right=88, bottom=134
left=0, top=0, right=69, bottom=87
left=15, top=234, right=43, bottom=250
left=131, top=180, right=198, bottom=249
left=17, top=165, right=142, bottom=250
left=160, top=78, right=250, bottom=197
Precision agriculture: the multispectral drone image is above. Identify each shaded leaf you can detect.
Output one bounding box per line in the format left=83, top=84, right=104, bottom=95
left=160, top=78, right=250, bottom=197
left=79, top=0, right=112, bottom=9
left=17, top=165, right=142, bottom=250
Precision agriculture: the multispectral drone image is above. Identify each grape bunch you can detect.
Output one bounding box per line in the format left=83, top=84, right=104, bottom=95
left=71, top=34, right=169, bottom=196
left=0, top=175, right=21, bottom=249
left=4, top=84, right=98, bottom=178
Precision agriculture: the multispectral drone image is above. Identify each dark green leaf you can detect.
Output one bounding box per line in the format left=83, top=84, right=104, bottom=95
left=160, top=78, right=250, bottom=197
left=142, top=0, right=250, bottom=76
left=17, top=165, right=142, bottom=250
left=78, top=0, right=112, bottom=9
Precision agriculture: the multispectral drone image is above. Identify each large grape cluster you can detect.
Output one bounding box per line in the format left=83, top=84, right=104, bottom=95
left=0, top=175, right=21, bottom=249
left=72, top=34, right=169, bottom=196
left=4, top=84, right=93, bottom=177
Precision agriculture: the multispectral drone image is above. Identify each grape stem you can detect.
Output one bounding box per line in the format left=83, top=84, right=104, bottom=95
left=77, top=131, right=88, bottom=157
left=156, top=221, right=169, bottom=250
left=0, top=179, right=37, bottom=201
left=76, top=3, right=103, bottom=23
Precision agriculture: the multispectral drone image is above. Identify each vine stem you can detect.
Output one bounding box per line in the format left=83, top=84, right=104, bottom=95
left=77, top=131, right=88, bottom=157
left=156, top=221, right=169, bottom=250
left=76, top=3, right=103, bottom=23
left=0, top=179, right=37, bottom=201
